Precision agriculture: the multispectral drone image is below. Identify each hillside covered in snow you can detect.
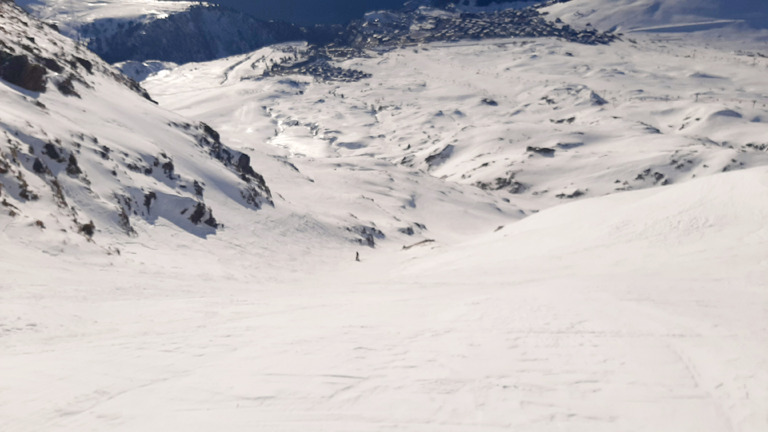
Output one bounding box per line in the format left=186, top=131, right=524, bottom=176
left=543, top=0, right=768, bottom=32
left=0, top=0, right=273, bottom=249
left=2, top=0, right=768, bottom=431
left=142, top=29, right=768, bottom=215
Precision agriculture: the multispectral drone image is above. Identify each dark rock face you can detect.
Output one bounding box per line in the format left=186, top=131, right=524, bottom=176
left=556, top=189, right=585, bottom=199
left=188, top=202, right=218, bottom=228
left=477, top=172, right=528, bottom=194
left=0, top=54, right=47, bottom=92
left=348, top=225, right=385, bottom=247
left=195, top=122, right=273, bottom=205
left=74, top=56, right=93, bottom=74
left=526, top=146, right=556, bottom=157
left=43, top=143, right=62, bottom=161
left=201, top=123, right=221, bottom=143
left=161, top=160, right=175, bottom=179
left=55, top=75, right=79, bottom=97
left=66, top=154, right=82, bottom=176
left=32, top=158, right=46, bottom=174
left=143, top=192, right=157, bottom=214
left=40, top=57, right=63, bottom=73
left=78, top=221, right=96, bottom=237
left=189, top=202, right=207, bottom=224
left=425, top=145, right=455, bottom=168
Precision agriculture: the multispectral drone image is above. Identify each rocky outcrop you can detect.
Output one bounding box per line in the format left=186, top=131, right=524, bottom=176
left=347, top=225, right=386, bottom=247
left=0, top=54, right=47, bottom=92
left=0, top=1, right=154, bottom=101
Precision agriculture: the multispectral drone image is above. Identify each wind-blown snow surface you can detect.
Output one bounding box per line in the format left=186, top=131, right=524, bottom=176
left=3, top=3, right=768, bottom=432
left=542, top=0, right=768, bottom=33
left=15, top=0, right=202, bottom=34
left=3, top=167, right=767, bottom=431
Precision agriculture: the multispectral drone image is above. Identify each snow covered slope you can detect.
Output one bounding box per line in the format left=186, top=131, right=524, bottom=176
left=0, top=0, right=272, bottom=251
left=2, top=1, right=768, bottom=431
left=144, top=35, right=768, bottom=215
left=2, top=0, right=514, bottom=254
left=543, top=0, right=768, bottom=32
left=2, top=162, right=766, bottom=432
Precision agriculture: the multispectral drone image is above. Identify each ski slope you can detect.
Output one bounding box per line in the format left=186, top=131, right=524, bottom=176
left=2, top=166, right=767, bottom=432
left=2, top=1, right=768, bottom=431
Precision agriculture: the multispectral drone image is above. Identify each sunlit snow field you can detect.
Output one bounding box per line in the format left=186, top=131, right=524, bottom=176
left=2, top=1, right=768, bottom=431
left=3, top=166, right=767, bottom=431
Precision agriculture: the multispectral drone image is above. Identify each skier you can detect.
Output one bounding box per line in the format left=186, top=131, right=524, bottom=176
left=355, top=251, right=360, bottom=262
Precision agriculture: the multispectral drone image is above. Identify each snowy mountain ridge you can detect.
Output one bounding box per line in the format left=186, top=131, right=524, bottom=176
left=0, top=0, right=273, bottom=250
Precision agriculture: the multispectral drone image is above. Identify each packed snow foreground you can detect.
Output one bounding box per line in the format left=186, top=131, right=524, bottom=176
left=2, top=1, right=768, bottom=431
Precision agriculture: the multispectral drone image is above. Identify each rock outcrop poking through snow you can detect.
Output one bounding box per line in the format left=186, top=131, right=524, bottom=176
left=0, top=2, right=272, bottom=245
left=0, top=5, right=152, bottom=100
